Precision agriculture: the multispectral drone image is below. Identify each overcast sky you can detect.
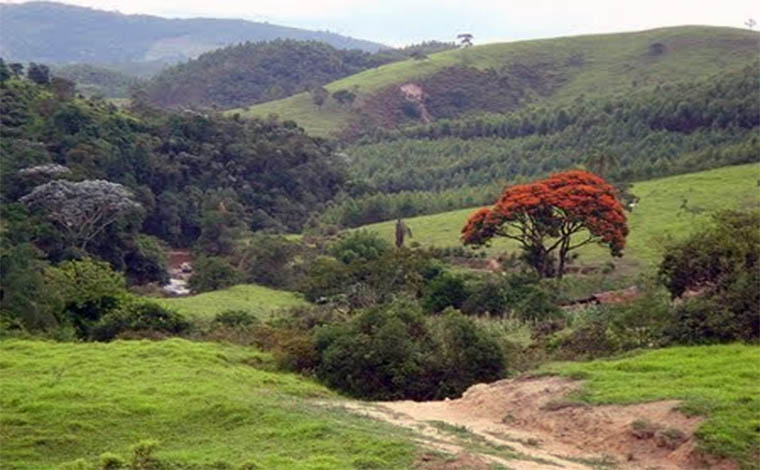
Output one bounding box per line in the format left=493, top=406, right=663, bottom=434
left=4, top=0, right=759, bottom=46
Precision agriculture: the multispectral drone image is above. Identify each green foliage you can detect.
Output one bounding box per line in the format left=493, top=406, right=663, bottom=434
left=91, top=300, right=190, bottom=341
left=237, top=234, right=303, bottom=289
left=44, top=258, right=128, bottom=338
left=543, top=344, right=760, bottom=468
left=188, top=256, right=243, bottom=293
left=124, top=235, right=168, bottom=285
left=314, top=299, right=505, bottom=400
left=0, top=339, right=416, bottom=469
left=329, top=230, right=391, bottom=264
left=659, top=210, right=760, bottom=343
left=422, top=272, right=469, bottom=313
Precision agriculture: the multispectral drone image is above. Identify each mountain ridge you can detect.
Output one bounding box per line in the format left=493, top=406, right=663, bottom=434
left=0, top=1, right=389, bottom=64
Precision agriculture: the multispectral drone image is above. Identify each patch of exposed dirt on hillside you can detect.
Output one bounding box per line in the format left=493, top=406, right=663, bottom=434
left=343, top=376, right=739, bottom=470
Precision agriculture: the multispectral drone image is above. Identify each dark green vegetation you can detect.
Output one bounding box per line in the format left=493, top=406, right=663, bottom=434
left=0, top=339, right=417, bottom=469
left=141, top=40, right=456, bottom=110
left=545, top=344, right=760, bottom=469
left=0, top=1, right=386, bottom=65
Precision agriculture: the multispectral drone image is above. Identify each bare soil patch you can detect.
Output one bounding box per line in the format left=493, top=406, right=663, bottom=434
left=343, top=376, right=739, bottom=469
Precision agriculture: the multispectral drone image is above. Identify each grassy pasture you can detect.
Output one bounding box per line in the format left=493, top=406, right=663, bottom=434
left=357, top=163, right=760, bottom=268
left=0, top=339, right=416, bottom=470
left=153, top=284, right=307, bottom=321
left=543, top=344, right=760, bottom=468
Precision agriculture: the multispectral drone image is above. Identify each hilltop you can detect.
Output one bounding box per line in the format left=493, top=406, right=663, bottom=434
left=238, top=26, right=760, bottom=137
left=0, top=1, right=387, bottom=64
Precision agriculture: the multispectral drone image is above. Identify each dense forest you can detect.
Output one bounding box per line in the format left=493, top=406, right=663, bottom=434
left=140, top=40, right=456, bottom=110
left=0, top=63, right=345, bottom=289
left=318, top=63, right=760, bottom=227
left=52, top=63, right=141, bottom=99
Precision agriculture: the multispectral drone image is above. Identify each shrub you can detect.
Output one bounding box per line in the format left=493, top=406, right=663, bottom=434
left=314, top=299, right=505, bottom=400
left=422, top=272, right=469, bottom=313
left=432, top=309, right=505, bottom=396
left=237, top=234, right=302, bottom=289
left=606, top=280, right=671, bottom=349
left=44, top=258, right=128, bottom=338
left=461, top=278, right=508, bottom=316
left=329, top=230, right=391, bottom=264
left=659, top=210, right=760, bottom=343
left=91, top=300, right=190, bottom=341
left=188, top=256, right=242, bottom=293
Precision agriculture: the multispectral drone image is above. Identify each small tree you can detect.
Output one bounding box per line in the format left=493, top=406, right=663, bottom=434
left=457, top=33, right=474, bottom=47
left=8, top=63, right=24, bottom=78
left=20, top=179, right=142, bottom=251
left=461, top=170, right=628, bottom=278
left=394, top=218, right=413, bottom=247
left=745, top=18, right=756, bottom=30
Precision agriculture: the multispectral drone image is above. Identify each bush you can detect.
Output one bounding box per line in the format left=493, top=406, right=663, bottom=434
left=188, top=256, right=242, bottom=293
left=238, top=234, right=302, bottom=289
left=314, top=298, right=505, bottom=400
left=606, top=281, right=671, bottom=349
left=329, top=230, right=391, bottom=264
left=422, top=272, right=469, bottom=313
left=659, top=210, right=760, bottom=343
left=44, top=258, right=128, bottom=339
left=91, top=300, right=190, bottom=341
left=432, top=309, right=505, bottom=396
left=213, top=310, right=257, bottom=329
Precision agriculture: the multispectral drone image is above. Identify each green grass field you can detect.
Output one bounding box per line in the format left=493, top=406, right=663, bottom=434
left=543, top=344, right=760, bottom=468
left=153, top=284, right=307, bottom=321
left=358, top=163, right=760, bottom=268
left=236, top=26, right=759, bottom=136
left=0, top=339, right=417, bottom=470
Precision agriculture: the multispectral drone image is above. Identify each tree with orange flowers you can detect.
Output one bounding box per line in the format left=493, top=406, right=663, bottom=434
left=461, top=170, right=628, bottom=278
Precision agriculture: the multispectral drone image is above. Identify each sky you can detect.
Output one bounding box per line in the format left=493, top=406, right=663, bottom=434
left=3, top=0, right=759, bottom=46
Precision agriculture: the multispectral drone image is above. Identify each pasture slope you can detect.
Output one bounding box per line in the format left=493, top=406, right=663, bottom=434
left=154, top=284, right=306, bottom=321
left=0, top=339, right=416, bottom=470
left=358, top=163, right=760, bottom=267
left=238, top=26, right=760, bottom=137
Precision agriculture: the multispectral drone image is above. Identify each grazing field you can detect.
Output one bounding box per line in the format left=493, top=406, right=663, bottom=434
left=358, top=163, right=760, bottom=267
left=0, top=339, right=416, bottom=470
left=542, top=344, right=760, bottom=469
left=153, top=284, right=307, bottom=321
left=237, top=26, right=759, bottom=136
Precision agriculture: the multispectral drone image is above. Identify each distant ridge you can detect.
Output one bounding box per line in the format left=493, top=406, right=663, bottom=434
left=0, top=1, right=388, bottom=64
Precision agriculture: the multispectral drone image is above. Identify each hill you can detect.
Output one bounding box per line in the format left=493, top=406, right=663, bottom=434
left=140, top=40, right=457, bottom=110
left=356, top=163, right=760, bottom=267
left=0, top=339, right=417, bottom=469
left=239, top=26, right=760, bottom=138
left=0, top=1, right=387, bottom=64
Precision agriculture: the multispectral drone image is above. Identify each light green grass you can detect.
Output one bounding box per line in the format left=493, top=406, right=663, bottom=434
left=358, top=163, right=760, bottom=267
left=0, top=339, right=417, bottom=470
left=153, top=284, right=307, bottom=321
left=236, top=26, right=759, bottom=136
left=541, top=344, right=760, bottom=468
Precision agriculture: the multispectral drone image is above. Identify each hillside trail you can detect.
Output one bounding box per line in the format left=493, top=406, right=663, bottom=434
left=339, top=376, right=738, bottom=470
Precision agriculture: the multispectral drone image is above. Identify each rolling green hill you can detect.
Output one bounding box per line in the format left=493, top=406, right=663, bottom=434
left=238, top=26, right=759, bottom=137
left=357, top=163, right=760, bottom=267
left=0, top=339, right=416, bottom=469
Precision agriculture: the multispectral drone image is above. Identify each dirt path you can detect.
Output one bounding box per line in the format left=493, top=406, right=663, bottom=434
left=340, top=376, right=738, bottom=470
